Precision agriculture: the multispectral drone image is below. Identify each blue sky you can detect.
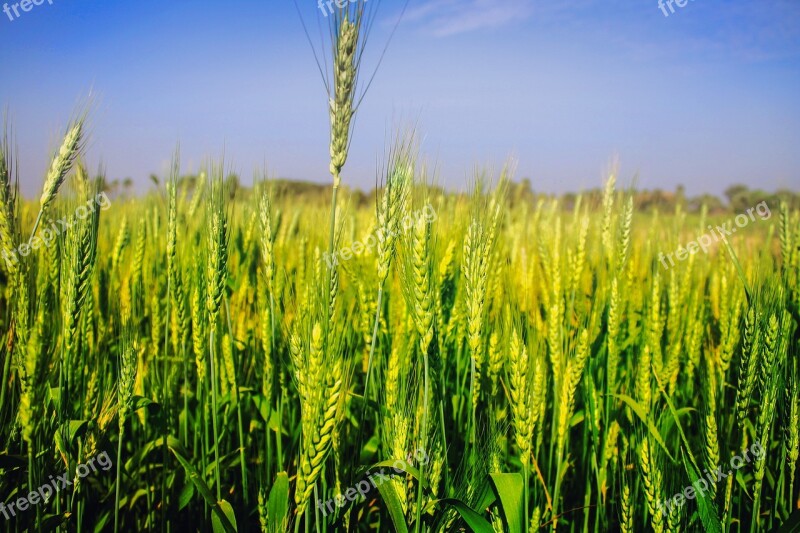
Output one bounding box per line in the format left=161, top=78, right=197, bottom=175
left=0, top=0, right=798, bottom=197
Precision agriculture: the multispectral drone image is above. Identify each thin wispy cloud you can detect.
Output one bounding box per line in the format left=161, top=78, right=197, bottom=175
left=405, top=0, right=534, bottom=37
left=598, top=0, right=800, bottom=63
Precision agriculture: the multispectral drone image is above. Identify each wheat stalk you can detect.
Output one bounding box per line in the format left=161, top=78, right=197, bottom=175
left=205, top=171, right=228, bottom=501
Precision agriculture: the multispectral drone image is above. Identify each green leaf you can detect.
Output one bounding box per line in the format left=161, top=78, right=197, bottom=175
left=122, top=435, right=167, bottom=476
left=359, top=434, right=381, bottom=464
left=54, top=419, right=90, bottom=459
left=473, top=482, right=498, bottom=517
left=47, top=386, right=60, bottom=407
left=347, top=391, right=383, bottom=418
left=251, top=394, right=285, bottom=433
left=569, top=410, right=585, bottom=428
left=374, top=477, right=409, bottom=533
left=212, top=499, right=238, bottom=533
left=131, top=395, right=156, bottom=412
left=167, top=437, right=237, bottom=533
left=178, top=479, right=195, bottom=511
left=681, top=451, right=722, bottom=533
left=610, top=394, right=675, bottom=462
left=127, top=488, right=149, bottom=509
left=267, top=472, right=289, bottom=533
left=251, top=393, right=271, bottom=423
left=734, top=469, right=751, bottom=497
left=654, top=377, right=703, bottom=476
left=439, top=498, right=494, bottom=533
left=168, top=439, right=215, bottom=502
left=368, top=459, right=429, bottom=488
left=490, top=473, right=524, bottom=533
left=92, top=509, right=112, bottom=533
left=655, top=378, right=722, bottom=533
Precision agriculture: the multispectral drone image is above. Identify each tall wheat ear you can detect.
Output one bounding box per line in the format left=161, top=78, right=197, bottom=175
left=30, top=112, right=88, bottom=244
left=39, top=118, right=83, bottom=211
left=0, top=126, right=19, bottom=280
left=328, top=14, right=357, bottom=188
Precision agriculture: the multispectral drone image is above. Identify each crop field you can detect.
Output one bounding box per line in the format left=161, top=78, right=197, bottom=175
left=1, top=126, right=799, bottom=532
left=1, top=4, right=800, bottom=533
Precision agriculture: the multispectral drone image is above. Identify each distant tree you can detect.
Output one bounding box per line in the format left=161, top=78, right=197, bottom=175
left=772, top=189, right=800, bottom=210
left=724, top=184, right=751, bottom=211
left=639, top=188, right=675, bottom=211
left=688, top=193, right=725, bottom=214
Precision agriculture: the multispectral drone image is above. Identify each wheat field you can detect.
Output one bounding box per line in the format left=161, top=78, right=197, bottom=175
left=1, top=5, right=799, bottom=533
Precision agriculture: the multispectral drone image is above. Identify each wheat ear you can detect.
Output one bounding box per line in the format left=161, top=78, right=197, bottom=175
left=786, top=376, right=799, bottom=505
left=329, top=15, right=358, bottom=186
left=0, top=130, right=19, bottom=279
left=30, top=117, right=84, bottom=244
left=640, top=438, right=665, bottom=533
left=294, top=324, right=344, bottom=516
